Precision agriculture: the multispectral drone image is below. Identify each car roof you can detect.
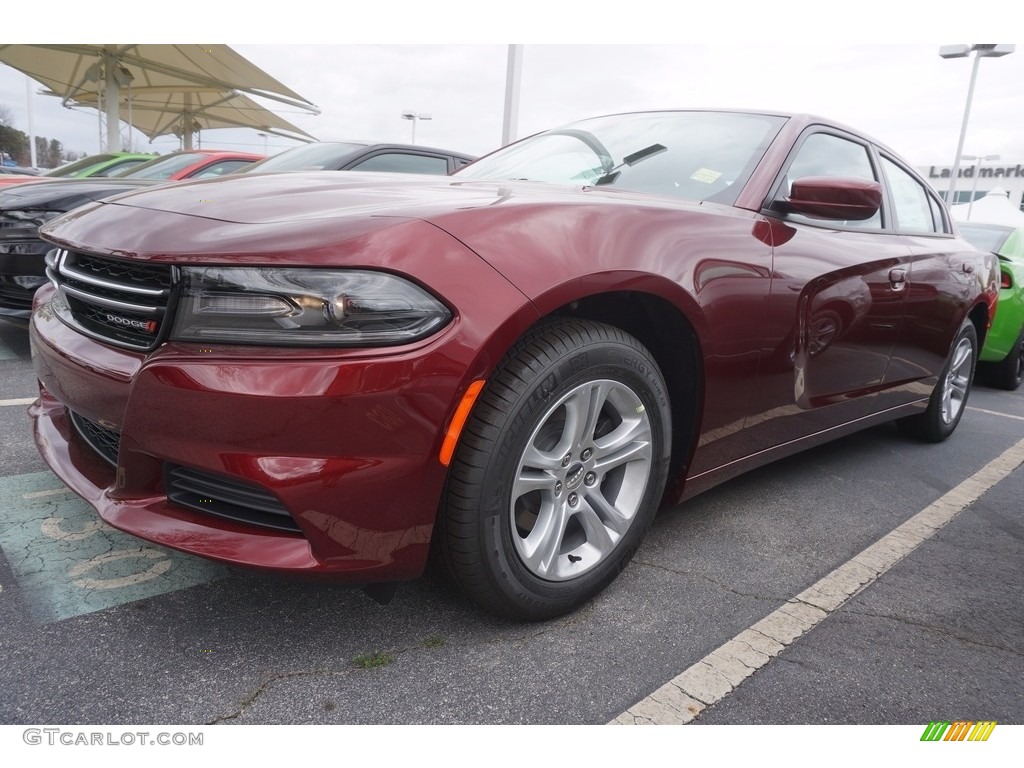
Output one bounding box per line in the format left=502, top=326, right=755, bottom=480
left=311, top=141, right=475, bottom=159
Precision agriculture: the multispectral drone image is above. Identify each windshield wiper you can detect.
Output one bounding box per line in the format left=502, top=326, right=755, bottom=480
left=593, top=143, right=667, bottom=186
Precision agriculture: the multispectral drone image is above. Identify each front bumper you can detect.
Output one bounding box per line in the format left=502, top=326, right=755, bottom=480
left=29, top=265, right=534, bottom=581
left=0, top=225, right=49, bottom=317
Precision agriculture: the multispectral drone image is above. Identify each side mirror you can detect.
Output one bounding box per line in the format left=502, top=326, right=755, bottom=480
left=781, top=177, right=882, bottom=221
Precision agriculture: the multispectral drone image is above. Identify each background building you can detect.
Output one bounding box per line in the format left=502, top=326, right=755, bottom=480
left=917, top=162, right=1024, bottom=211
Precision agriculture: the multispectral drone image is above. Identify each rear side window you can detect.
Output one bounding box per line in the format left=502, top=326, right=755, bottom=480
left=881, top=156, right=944, bottom=234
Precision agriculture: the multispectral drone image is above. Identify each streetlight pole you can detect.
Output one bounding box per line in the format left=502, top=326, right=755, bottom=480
left=502, top=45, right=523, bottom=146
left=257, top=132, right=268, bottom=155
left=938, top=44, right=1014, bottom=206
left=401, top=111, right=432, bottom=145
left=961, top=153, right=1000, bottom=220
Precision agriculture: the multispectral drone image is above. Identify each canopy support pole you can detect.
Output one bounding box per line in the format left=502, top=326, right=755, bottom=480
left=103, top=48, right=122, bottom=152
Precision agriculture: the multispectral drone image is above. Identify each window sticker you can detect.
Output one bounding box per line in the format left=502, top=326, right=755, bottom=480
left=690, top=167, right=723, bottom=184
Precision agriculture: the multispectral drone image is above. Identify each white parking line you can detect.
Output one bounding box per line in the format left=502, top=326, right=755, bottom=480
left=612, top=436, right=1024, bottom=725
left=22, top=488, right=71, bottom=499
left=0, top=397, right=36, bottom=407
left=968, top=406, right=1024, bottom=422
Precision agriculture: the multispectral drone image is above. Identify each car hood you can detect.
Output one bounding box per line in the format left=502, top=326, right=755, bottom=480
left=0, top=178, right=160, bottom=213
left=85, top=170, right=680, bottom=225
left=39, top=170, right=719, bottom=274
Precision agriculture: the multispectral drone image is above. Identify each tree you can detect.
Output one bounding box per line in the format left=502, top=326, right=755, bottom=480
left=0, top=104, right=29, bottom=166
left=1, top=103, right=84, bottom=168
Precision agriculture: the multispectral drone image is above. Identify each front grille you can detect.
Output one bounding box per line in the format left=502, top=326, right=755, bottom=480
left=74, top=253, right=173, bottom=290
left=164, top=464, right=302, bottom=533
left=70, top=411, right=121, bottom=466
left=0, top=277, right=35, bottom=310
left=45, top=248, right=174, bottom=350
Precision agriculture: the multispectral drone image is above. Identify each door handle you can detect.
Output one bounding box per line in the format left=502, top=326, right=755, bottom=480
left=889, top=267, right=907, bottom=290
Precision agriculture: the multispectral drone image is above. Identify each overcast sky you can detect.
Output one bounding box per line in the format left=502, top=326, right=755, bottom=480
left=2, top=6, right=1022, bottom=170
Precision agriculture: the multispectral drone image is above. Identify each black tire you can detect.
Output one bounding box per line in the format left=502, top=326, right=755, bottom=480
left=987, top=326, right=1024, bottom=391
left=899, top=320, right=978, bottom=442
left=435, top=319, right=672, bottom=621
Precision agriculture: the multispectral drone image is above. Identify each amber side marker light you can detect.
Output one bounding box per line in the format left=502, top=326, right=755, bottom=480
left=439, top=379, right=487, bottom=466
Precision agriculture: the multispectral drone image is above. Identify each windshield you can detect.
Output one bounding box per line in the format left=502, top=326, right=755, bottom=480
left=124, top=152, right=209, bottom=180
left=958, top=223, right=1013, bottom=254
left=243, top=142, right=369, bottom=173
left=44, top=154, right=121, bottom=177
left=455, top=111, right=785, bottom=205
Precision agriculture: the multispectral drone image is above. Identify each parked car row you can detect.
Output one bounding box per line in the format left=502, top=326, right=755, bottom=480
left=10, top=110, right=1008, bottom=619
left=0, top=142, right=473, bottom=319
left=0, top=151, right=158, bottom=187
left=0, top=150, right=263, bottom=319
left=0, top=164, right=41, bottom=176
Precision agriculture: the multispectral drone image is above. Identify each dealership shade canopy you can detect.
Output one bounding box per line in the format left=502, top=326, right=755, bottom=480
left=950, top=187, right=1024, bottom=226
left=0, top=44, right=319, bottom=151
left=53, top=86, right=318, bottom=146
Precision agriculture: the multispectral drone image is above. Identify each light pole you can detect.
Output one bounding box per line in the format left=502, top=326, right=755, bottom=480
left=401, top=111, right=431, bottom=145
left=938, top=44, right=1014, bottom=206
left=257, top=132, right=269, bottom=155
left=961, top=153, right=1000, bottom=220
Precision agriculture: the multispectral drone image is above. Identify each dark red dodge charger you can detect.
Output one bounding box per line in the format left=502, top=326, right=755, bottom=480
left=29, top=110, right=998, bottom=619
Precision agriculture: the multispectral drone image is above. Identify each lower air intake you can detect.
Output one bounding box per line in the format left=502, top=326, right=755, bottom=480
left=164, top=464, right=302, bottom=534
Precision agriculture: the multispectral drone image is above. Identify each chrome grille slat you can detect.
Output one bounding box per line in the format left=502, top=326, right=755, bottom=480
left=58, top=260, right=168, bottom=297
left=60, top=284, right=162, bottom=314
left=46, top=248, right=173, bottom=350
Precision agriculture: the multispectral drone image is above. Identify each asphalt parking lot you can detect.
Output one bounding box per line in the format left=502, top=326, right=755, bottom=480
left=0, top=317, right=1021, bottom=727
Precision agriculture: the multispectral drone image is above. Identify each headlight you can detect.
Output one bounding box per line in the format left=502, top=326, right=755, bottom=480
left=170, top=267, right=452, bottom=346
left=1, top=209, right=64, bottom=226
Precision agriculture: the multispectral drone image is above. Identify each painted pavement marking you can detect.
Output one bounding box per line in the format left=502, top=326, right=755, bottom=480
left=0, top=397, right=36, bottom=407
left=612, top=436, right=1024, bottom=725
left=0, top=471, right=227, bottom=624
left=967, top=406, right=1024, bottom=423
left=22, top=487, right=74, bottom=499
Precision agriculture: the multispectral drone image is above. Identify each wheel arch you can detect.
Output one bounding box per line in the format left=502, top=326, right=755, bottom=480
left=460, top=274, right=708, bottom=505
left=545, top=290, right=704, bottom=502
left=968, top=300, right=990, bottom=352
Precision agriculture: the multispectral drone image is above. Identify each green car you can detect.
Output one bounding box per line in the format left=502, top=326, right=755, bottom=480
left=43, top=152, right=155, bottom=178
left=959, top=222, right=1024, bottom=390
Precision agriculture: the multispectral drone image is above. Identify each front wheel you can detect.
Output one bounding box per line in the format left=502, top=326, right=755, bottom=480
left=435, top=319, right=672, bottom=620
left=900, top=320, right=978, bottom=442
